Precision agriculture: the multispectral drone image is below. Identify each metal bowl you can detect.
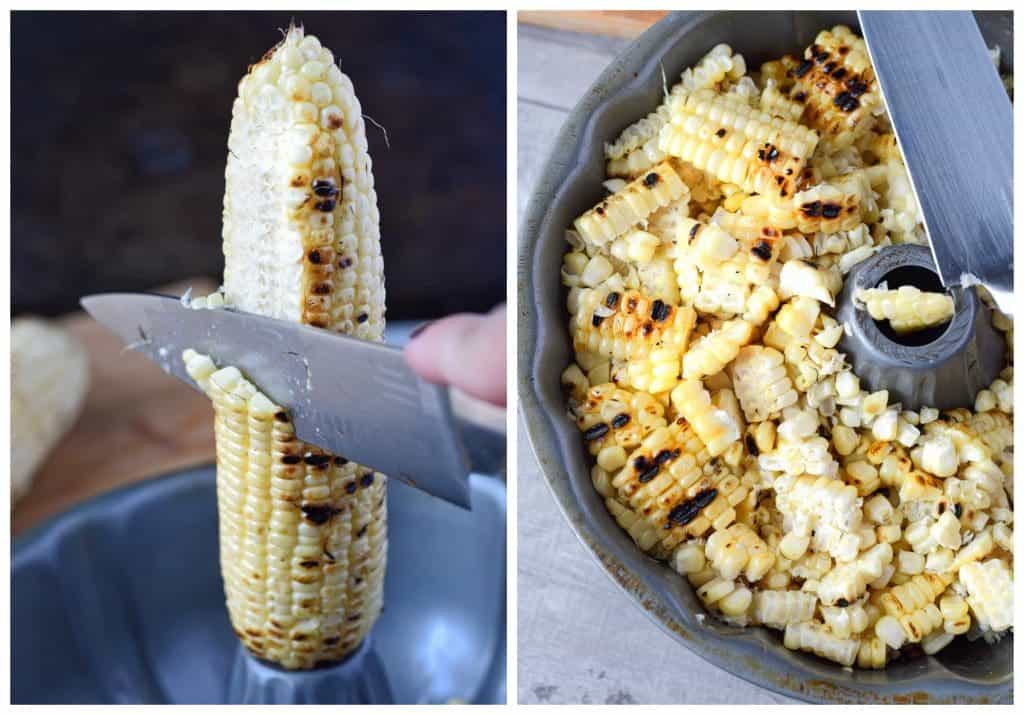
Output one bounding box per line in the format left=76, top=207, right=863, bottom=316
left=518, top=10, right=1012, bottom=703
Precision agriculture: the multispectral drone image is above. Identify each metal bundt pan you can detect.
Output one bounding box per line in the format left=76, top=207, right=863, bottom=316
left=12, top=467, right=506, bottom=703
left=518, top=10, right=1011, bottom=703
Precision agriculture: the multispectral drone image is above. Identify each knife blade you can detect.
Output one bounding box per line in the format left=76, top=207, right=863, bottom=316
left=82, top=292, right=503, bottom=509
left=858, top=11, right=1013, bottom=316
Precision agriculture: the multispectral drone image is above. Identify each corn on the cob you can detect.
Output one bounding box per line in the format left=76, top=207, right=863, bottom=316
left=705, top=523, right=776, bottom=581
left=855, top=285, right=954, bottom=334
left=790, top=25, right=880, bottom=150
left=857, top=635, right=888, bottom=669
left=659, top=89, right=819, bottom=199
left=681, top=319, right=753, bottom=380
left=738, top=171, right=873, bottom=235
left=816, top=543, right=893, bottom=606
left=11, top=318, right=91, bottom=503
left=188, top=26, right=387, bottom=669
left=574, top=162, right=689, bottom=247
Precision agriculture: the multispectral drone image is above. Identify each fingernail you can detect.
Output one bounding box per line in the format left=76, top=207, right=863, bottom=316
left=409, top=320, right=434, bottom=340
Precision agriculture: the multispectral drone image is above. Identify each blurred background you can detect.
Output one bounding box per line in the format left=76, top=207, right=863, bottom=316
left=12, top=10, right=506, bottom=319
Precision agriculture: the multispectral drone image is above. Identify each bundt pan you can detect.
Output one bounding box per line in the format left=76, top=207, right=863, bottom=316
left=12, top=467, right=506, bottom=704
left=518, top=10, right=1011, bottom=704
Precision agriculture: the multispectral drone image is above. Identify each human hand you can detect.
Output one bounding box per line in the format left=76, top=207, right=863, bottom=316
left=404, top=304, right=506, bottom=407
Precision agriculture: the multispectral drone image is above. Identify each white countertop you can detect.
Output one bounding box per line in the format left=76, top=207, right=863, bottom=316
left=516, top=23, right=796, bottom=705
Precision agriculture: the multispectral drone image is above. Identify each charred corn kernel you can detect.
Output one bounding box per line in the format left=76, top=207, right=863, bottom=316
left=751, top=590, right=817, bottom=627
left=671, top=379, right=741, bottom=456
left=959, top=559, right=1012, bottom=633
left=855, top=285, right=954, bottom=333
left=574, top=161, right=688, bottom=247
left=659, top=88, right=818, bottom=198
left=682, top=319, right=754, bottom=379
left=784, top=622, right=859, bottom=667
left=791, top=26, right=880, bottom=150
left=10, top=318, right=91, bottom=503
left=197, top=27, right=390, bottom=669
left=706, top=523, right=776, bottom=581
left=572, top=383, right=668, bottom=455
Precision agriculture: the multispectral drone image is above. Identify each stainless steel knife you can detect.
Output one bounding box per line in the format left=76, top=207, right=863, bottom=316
left=858, top=11, right=1013, bottom=316
left=81, top=292, right=506, bottom=509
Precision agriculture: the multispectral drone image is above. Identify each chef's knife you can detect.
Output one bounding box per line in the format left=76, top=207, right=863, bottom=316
left=858, top=11, right=1013, bottom=316
left=82, top=292, right=507, bottom=509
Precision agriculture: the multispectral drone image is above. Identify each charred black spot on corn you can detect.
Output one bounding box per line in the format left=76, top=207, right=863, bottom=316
left=274, top=410, right=289, bottom=422
left=345, top=481, right=358, bottom=494
left=583, top=422, right=610, bottom=441
left=751, top=239, right=773, bottom=259
left=801, top=200, right=823, bottom=217
left=313, top=282, right=332, bottom=295
left=954, top=503, right=963, bottom=518
left=357, top=524, right=368, bottom=538
left=356, top=313, right=369, bottom=324
left=300, top=560, right=319, bottom=568
left=745, top=434, right=759, bottom=456
left=651, top=299, right=670, bottom=322
left=715, top=128, right=726, bottom=138
left=304, top=454, right=332, bottom=467
left=654, top=448, right=679, bottom=465
left=833, top=91, right=860, bottom=113
left=282, top=455, right=302, bottom=465
left=792, top=91, right=806, bottom=103
left=314, top=198, right=337, bottom=212
left=322, top=636, right=341, bottom=646
left=308, top=249, right=323, bottom=264
left=611, top=413, right=630, bottom=428
left=605, top=291, right=620, bottom=309
left=360, top=472, right=375, bottom=487
left=846, top=79, right=868, bottom=97
left=643, top=172, right=660, bottom=187
left=592, top=314, right=605, bottom=328
left=338, top=257, right=353, bottom=269
left=822, top=203, right=841, bottom=219
left=641, top=322, right=654, bottom=337
left=665, top=488, right=719, bottom=528
left=836, top=598, right=850, bottom=608
left=312, top=179, right=338, bottom=197
left=334, top=457, right=348, bottom=466
left=301, top=504, right=340, bottom=525
left=795, top=59, right=812, bottom=78
left=637, top=463, right=660, bottom=483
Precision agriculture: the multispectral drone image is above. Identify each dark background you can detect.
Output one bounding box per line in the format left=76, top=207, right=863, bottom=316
left=12, top=11, right=506, bottom=320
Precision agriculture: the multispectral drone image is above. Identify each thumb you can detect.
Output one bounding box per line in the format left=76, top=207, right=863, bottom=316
left=403, top=304, right=506, bottom=407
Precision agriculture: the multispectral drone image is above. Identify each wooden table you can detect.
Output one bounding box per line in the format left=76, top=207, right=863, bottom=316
left=517, top=16, right=794, bottom=704
left=11, top=279, right=220, bottom=535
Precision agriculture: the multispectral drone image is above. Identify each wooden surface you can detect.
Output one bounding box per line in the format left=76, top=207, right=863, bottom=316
left=12, top=279, right=218, bottom=535
left=519, top=11, right=666, bottom=39
left=517, top=23, right=794, bottom=705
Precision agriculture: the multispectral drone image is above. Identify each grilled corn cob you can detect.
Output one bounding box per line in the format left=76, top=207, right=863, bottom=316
left=573, top=162, right=688, bottom=248
left=186, top=25, right=387, bottom=669
left=11, top=318, right=91, bottom=502
left=659, top=89, right=819, bottom=199
left=790, top=26, right=880, bottom=150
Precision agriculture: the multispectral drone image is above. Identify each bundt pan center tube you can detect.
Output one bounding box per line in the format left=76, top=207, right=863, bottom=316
left=835, top=244, right=1005, bottom=412
left=518, top=10, right=1011, bottom=703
